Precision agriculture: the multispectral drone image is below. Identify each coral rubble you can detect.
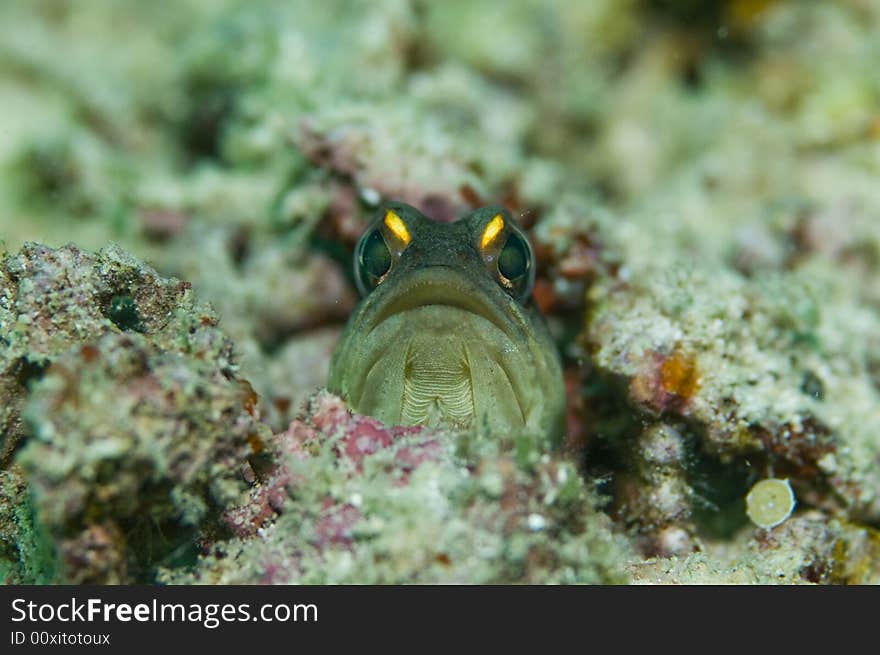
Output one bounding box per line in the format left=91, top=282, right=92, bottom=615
left=162, top=392, right=628, bottom=584
left=1, top=243, right=268, bottom=582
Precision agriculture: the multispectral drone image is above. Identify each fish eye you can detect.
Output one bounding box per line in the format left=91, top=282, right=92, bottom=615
left=476, top=211, right=535, bottom=302
left=355, top=229, right=392, bottom=294
left=497, top=231, right=534, bottom=300
left=498, top=232, right=529, bottom=281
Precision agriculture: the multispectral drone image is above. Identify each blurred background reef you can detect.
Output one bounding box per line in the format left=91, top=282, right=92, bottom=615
left=1, top=0, right=879, bottom=583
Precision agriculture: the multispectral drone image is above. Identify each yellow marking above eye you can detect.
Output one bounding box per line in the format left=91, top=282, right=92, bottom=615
left=481, top=214, right=504, bottom=249
left=384, top=210, right=411, bottom=245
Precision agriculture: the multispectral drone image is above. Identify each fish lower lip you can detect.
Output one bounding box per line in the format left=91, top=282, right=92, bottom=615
left=366, top=275, right=520, bottom=343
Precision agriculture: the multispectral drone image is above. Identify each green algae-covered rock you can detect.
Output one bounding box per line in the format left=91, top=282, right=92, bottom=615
left=162, top=392, right=630, bottom=584
left=0, top=242, right=269, bottom=582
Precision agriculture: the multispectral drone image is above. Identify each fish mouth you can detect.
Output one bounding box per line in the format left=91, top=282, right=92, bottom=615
left=354, top=313, right=530, bottom=430
left=362, top=266, right=526, bottom=344
left=340, top=267, right=535, bottom=429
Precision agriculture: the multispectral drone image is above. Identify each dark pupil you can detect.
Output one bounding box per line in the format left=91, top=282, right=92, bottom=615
left=498, top=234, right=528, bottom=280
left=362, top=230, right=391, bottom=278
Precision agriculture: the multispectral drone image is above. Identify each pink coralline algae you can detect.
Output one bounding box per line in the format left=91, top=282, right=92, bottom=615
left=224, top=392, right=443, bottom=540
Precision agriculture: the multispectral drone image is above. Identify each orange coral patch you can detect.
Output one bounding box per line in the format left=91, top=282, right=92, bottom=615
left=660, top=351, right=701, bottom=400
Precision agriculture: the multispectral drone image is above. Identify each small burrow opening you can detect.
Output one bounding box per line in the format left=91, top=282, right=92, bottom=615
left=102, top=293, right=143, bottom=332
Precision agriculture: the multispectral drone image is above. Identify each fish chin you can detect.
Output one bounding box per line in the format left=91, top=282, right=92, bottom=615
left=351, top=306, right=532, bottom=431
